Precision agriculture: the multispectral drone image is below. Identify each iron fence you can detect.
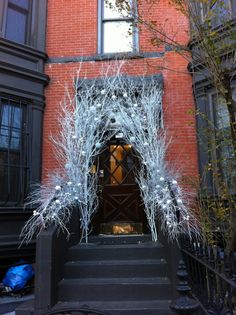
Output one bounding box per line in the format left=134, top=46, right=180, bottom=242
left=181, top=237, right=236, bottom=314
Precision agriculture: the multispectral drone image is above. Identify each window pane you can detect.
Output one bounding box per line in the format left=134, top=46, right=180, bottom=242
left=215, top=96, right=230, bottom=130
left=9, top=0, right=29, bottom=10
left=0, top=102, right=23, bottom=150
left=211, top=0, right=232, bottom=26
left=0, top=151, right=21, bottom=202
left=104, top=21, right=133, bottom=53
left=109, top=144, right=135, bottom=185
left=5, top=7, right=27, bottom=44
left=0, top=99, right=28, bottom=205
left=213, top=94, right=236, bottom=193
left=215, top=91, right=236, bottom=129
left=200, top=0, right=232, bottom=24
left=104, top=0, right=131, bottom=19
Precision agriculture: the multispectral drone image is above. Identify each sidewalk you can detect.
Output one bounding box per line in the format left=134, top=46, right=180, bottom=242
left=0, top=294, right=33, bottom=315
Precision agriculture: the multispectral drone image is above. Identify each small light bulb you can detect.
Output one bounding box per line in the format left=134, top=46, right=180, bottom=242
left=130, top=136, right=135, bottom=142
left=95, top=142, right=102, bottom=149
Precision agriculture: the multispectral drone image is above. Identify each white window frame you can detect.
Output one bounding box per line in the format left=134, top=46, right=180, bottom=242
left=98, top=0, right=139, bottom=54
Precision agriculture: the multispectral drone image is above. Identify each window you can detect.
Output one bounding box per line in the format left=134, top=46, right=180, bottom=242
left=211, top=92, right=236, bottom=193
left=2, top=0, right=32, bottom=45
left=200, top=0, right=233, bottom=26
left=0, top=97, right=30, bottom=206
left=99, top=0, right=138, bottom=54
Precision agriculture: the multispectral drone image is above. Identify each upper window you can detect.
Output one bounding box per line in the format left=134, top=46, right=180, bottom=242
left=200, top=0, right=233, bottom=26
left=0, top=97, right=29, bottom=206
left=99, top=0, right=138, bottom=54
left=211, top=92, right=236, bottom=193
left=2, top=0, right=32, bottom=45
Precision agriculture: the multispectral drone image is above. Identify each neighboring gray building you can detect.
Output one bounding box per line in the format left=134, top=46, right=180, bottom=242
left=0, top=0, right=48, bottom=275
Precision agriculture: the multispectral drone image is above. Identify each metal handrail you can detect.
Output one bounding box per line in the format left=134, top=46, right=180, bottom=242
left=181, top=236, right=236, bottom=315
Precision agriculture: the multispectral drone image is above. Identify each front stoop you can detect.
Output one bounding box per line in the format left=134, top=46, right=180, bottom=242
left=56, top=235, right=174, bottom=314
left=16, top=235, right=176, bottom=315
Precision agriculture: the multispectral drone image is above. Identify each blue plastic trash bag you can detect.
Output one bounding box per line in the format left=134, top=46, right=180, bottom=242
left=2, top=264, right=34, bottom=291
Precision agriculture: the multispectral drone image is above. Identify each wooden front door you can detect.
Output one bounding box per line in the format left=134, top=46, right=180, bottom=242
left=94, top=139, right=145, bottom=234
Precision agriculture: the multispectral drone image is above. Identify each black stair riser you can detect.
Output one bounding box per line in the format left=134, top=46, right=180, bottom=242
left=58, top=283, right=171, bottom=301
left=68, top=247, right=165, bottom=261
left=106, top=309, right=174, bottom=315
left=64, top=263, right=168, bottom=278
left=51, top=300, right=174, bottom=314
left=89, top=235, right=152, bottom=245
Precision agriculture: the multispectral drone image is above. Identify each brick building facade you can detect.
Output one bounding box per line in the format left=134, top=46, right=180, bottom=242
left=0, top=0, right=198, bottom=278
left=0, top=1, right=201, bottom=313
left=44, top=0, right=198, bottom=181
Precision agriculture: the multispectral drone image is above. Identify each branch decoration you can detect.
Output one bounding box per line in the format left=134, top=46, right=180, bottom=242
left=21, top=64, right=199, bottom=243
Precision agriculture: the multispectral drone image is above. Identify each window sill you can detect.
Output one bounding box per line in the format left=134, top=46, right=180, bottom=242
left=47, top=52, right=165, bottom=64
left=95, top=51, right=145, bottom=61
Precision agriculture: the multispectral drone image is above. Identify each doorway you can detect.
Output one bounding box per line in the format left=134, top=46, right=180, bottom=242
left=93, top=139, right=146, bottom=235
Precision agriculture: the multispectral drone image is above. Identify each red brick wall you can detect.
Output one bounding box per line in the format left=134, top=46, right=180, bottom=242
left=43, top=0, right=198, bottom=185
